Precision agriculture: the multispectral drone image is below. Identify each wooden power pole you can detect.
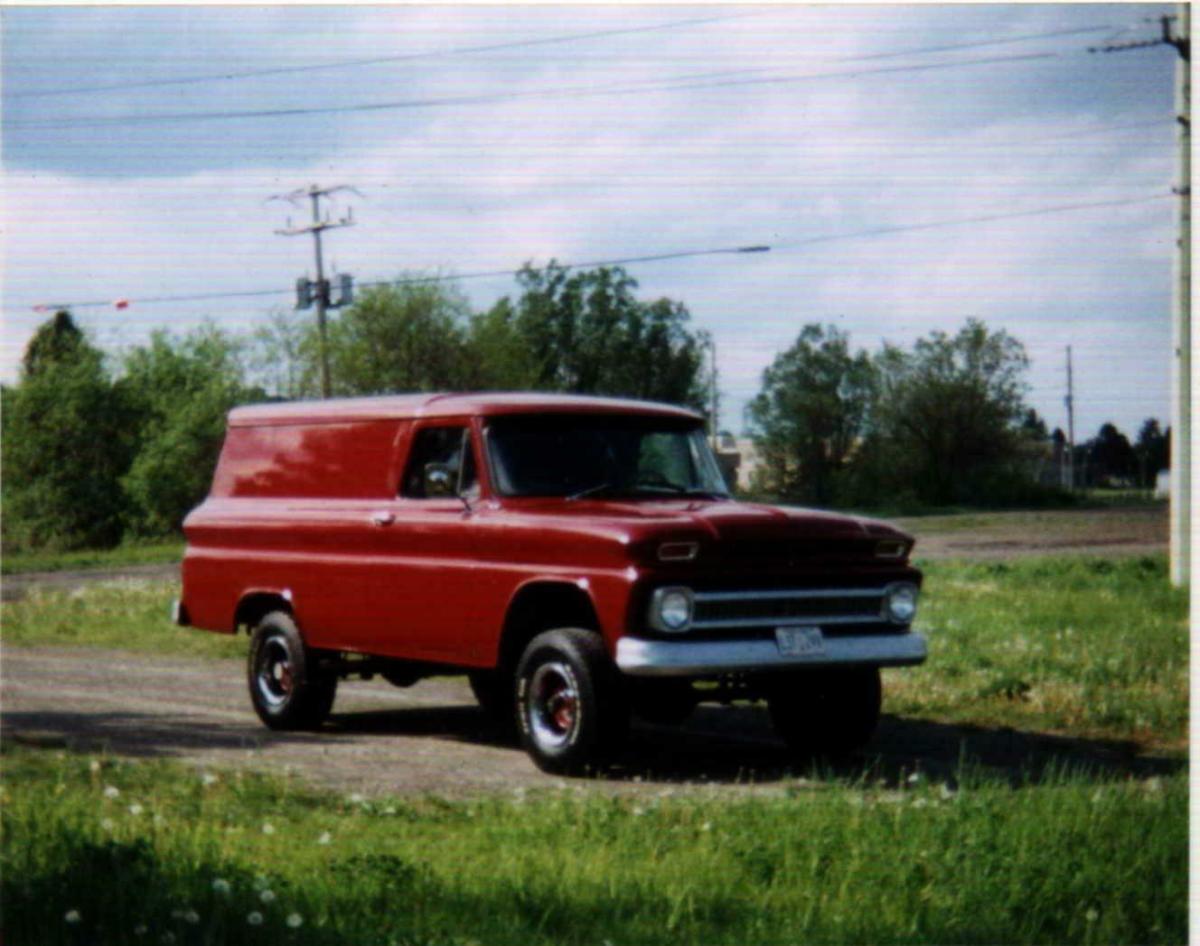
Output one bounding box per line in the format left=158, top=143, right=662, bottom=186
left=1091, top=8, right=1190, bottom=584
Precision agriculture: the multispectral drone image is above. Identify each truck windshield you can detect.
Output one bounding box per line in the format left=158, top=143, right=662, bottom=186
left=486, top=414, right=730, bottom=499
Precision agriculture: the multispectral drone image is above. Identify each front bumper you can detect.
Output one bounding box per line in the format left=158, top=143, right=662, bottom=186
left=615, top=631, right=927, bottom=678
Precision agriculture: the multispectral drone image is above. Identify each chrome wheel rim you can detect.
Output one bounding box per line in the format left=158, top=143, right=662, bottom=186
left=256, top=637, right=294, bottom=708
left=527, top=661, right=580, bottom=750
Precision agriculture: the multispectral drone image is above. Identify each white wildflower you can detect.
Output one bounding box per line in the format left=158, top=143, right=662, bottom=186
left=349, top=792, right=365, bottom=805
left=906, top=772, right=921, bottom=785
left=64, top=909, right=81, bottom=924
left=212, top=878, right=231, bottom=895
left=938, top=783, right=957, bottom=800
left=286, top=913, right=304, bottom=929
left=317, top=832, right=332, bottom=845
left=260, top=889, right=276, bottom=904
left=201, top=772, right=218, bottom=787
left=129, top=803, right=144, bottom=816
left=383, top=806, right=397, bottom=816
left=89, top=760, right=102, bottom=774
left=246, top=911, right=263, bottom=926
left=261, top=822, right=276, bottom=835
left=700, top=821, right=712, bottom=832
left=631, top=806, right=645, bottom=817
left=101, top=818, right=115, bottom=831
left=104, top=785, right=120, bottom=799
left=1086, top=908, right=1099, bottom=923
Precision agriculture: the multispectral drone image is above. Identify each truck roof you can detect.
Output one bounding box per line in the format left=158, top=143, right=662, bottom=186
left=227, top=392, right=703, bottom=427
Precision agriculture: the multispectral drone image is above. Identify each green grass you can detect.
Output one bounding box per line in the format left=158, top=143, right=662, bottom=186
left=1, top=539, right=184, bottom=575
left=892, top=555, right=1188, bottom=749
left=0, top=744, right=1185, bottom=946
left=0, top=578, right=243, bottom=659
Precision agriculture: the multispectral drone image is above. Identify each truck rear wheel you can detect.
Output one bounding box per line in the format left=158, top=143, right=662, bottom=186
left=247, top=611, right=337, bottom=730
left=515, top=629, right=628, bottom=774
left=766, top=667, right=881, bottom=757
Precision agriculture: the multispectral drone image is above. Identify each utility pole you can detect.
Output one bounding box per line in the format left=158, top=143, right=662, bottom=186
left=1091, top=7, right=1190, bottom=585
left=1065, top=345, right=1075, bottom=490
left=709, top=335, right=719, bottom=450
left=271, top=184, right=359, bottom=399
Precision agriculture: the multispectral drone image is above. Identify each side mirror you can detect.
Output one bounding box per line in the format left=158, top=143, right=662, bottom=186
left=423, top=462, right=455, bottom=497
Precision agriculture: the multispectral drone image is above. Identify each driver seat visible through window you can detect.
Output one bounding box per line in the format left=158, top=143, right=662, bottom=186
left=402, top=426, right=478, bottom=499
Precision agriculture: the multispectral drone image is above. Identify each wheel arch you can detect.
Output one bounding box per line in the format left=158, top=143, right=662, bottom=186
left=495, top=579, right=603, bottom=675
left=234, top=589, right=294, bottom=634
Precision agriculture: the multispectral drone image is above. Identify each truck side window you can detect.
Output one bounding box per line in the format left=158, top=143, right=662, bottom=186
left=403, top=427, right=478, bottom=499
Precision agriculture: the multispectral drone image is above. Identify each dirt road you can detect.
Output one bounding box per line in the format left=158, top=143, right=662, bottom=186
left=2, top=643, right=1178, bottom=798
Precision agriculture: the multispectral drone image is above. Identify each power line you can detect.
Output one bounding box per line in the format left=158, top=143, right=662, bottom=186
left=10, top=50, right=1059, bottom=130
left=771, top=192, right=1171, bottom=250
left=9, top=19, right=1107, bottom=102
left=19, top=191, right=1168, bottom=313
left=8, top=11, right=764, bottom=99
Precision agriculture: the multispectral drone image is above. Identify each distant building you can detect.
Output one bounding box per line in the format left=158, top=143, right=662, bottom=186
left=712, top=433, right=762, bottom=492
left=1155, top=469, right=1170, bottom=499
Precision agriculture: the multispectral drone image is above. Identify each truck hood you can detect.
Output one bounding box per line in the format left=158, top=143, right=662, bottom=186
left=502, top=497, right=911, bottom=545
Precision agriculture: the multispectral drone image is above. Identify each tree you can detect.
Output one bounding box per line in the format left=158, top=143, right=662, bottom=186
left=864, top=319, right=1030, bottom=505
left=325, top=279, right=473, bottom=395
left=119, top=325, right=263, bottom=536
left=463, top=298, right=541, bottom=390
left=1134, top=418, right=1169, bottom=488
left=508, top=263, right=708, bottom=409
left=747, top=324, right=875, bottom=504
left=2, top=313, right=134, bottom=550
left=1084, top=422, right=1137, bottom=487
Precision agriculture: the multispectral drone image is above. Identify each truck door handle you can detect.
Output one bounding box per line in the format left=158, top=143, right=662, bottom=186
left=370, top=511, right=395, bottom=527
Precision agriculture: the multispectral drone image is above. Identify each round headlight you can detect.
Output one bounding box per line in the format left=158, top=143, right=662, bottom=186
left=654, top=588, right=693, bottom=632
left=883, top=583, right=919, bottom=624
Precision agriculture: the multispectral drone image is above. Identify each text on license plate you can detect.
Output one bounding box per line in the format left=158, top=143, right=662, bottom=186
left=775, top=626, right=825, bottom=658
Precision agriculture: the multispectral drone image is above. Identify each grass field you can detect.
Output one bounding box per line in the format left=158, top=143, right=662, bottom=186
left=1, top=540, right=184, bottom=575
left=1, top=552, right=1188, bottom=944
left=0, top=745, right=1185, bottom=946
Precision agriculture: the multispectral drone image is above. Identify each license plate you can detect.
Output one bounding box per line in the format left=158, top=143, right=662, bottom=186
left=775, top=626, right=825, bottom=659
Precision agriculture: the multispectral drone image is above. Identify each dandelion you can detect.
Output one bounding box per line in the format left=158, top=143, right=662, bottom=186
left=212, top=878, right=231, bottom=895
left=262, top=822, right=276, bottom=835
left=383, top=806, right=397, bottom=816
left=700, top=821, right=712, bottom=832
left=101, top=818, right=115, bottom=831
left=349, top=792, right=365, bottom=805
left=1086, top=908, right=1100, bottom=923
left=906, top=772, right=921, bottom=786
left=64, top=909, right=81, bottom=924
left=317, top=832, right=332, bottom=845
left=911, top=798, right=929, bottom=809
left=182, top=909, right=199, bottom=925
left=286, top=913, right=304, bottom=929
left=89, top=760, right=102, bottom=774
left=104, top=785, right=121, bottom=799
left=129, top=803, right=144, bottom=816
left=201, top=772, right=218, bottom=787
left=246, top=911, right=263, bottom=926
left=260, top=889, right=276, bottom=904
left=938, top=783, right=957, bottom=801
left=632, top=806, right=646, bottom=817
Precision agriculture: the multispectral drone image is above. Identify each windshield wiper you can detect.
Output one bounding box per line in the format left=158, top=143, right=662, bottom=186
left=566, top=482, right=616, bottom=502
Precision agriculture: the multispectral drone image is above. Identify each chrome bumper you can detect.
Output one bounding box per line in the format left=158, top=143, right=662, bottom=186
left=615, top=632, right=927, bottom=677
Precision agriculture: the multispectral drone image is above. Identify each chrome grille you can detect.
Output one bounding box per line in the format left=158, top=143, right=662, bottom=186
left=691, top=587, right=886, bottom=630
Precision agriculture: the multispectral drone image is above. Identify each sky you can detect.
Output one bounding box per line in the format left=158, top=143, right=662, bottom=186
left=1, top=3, right=1180, bottom=442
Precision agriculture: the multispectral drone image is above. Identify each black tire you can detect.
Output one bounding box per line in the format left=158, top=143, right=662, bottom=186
left=766, top=667, right=882, bottom=757
left=515, top=628, right=629, bottom=774
left=468, top=669, right=512, bottom=719
left=247, top=611, right=337, bottom=731
left=631, top=679, right=696, bottom=725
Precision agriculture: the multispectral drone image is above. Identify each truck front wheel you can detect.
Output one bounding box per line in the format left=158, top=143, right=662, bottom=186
left=766, top=667, right=881, bottom=757
left=247, top=611, right=337, bottom=730
left=515, top=629, right=628, bottom=774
